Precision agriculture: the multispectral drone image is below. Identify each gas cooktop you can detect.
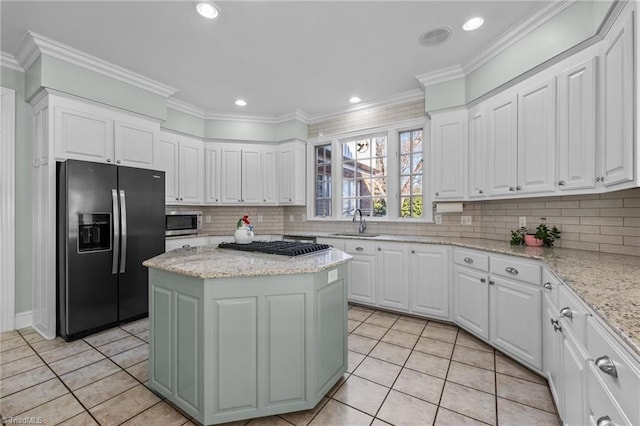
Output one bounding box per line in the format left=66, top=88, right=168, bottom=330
left=218, top=241, right=331, bottom=257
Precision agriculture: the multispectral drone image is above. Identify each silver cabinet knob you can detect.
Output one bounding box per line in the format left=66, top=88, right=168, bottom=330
left=516, top=186, right=522, bottom=191
left=553, top=323, right=562, bottom=332
left=509, top=187, right=515, bottom=191
left=560, top=307, right=573, bottom=319
left=435, top=192, right=439, bottom=196
left=478, top=189, right=484, bottom=194
left=264, top=199, right=266, bottom=202
left=106, top=158, right=112, bottom=163
left=116, top=160, right=121, bottom=164
left=596, top=177, right=601, bottom=182
left=595, top=356, right=618, bottom=377
left=182, top=244, right=191, bottom=248
left=489, top=280, right=495, bottom=285
left=480, top=278, right=486, bottom=283
left=411, top=250, right=415, bottom=254
left=175, top=197, right=179, bottom=201
left=179, top=198, right=183, bottom=201
left=355, top=247, right=364, bottom=252
left=464, top=257, right=474, bottom=264
left=558, top=180, right=566, bottom=186
left=596, top=416, right=613, bottom=426
left=289, top=198, right=292, bottom=202
left=543, top=282, right=552, bottom=290
left=377, top=247, right=381, bottom=251
left=215, top=199, right=218, bottom=202
left=505, top=267, right=518, bottom=275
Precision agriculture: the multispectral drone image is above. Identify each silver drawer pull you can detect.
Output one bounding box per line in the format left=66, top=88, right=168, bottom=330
left=355, top=247, right=364, bottom=252
left=595, top=356, right=618, bottom=377
left=553, top=323, right=562, bottom=333
left=505, top=267, right=518, bottom=275
left=560, top=307, right=573, bottom=319
left=596, top=416, right=613, bottom=426
left=543, top=282, right=552, bottom=290
left=464, top=257, right=474, bottom=264
left=182, top=244, right=191, bottom=249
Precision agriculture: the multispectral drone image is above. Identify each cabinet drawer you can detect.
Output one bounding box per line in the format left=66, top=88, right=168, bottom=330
left=586, top=364, right=632, bottom=426
left=586, top=317, right=640, bottom=425
left=541, top=268, right=560, bottom=308
left=558, top=285, right=589, bottom=344
left=343, top=240, right=376, bottom=255
left=454, top=248, right=489, bottom=271
left=165, top=236, right=209, bottom=251
left=490, top=255, right=541, bottom=285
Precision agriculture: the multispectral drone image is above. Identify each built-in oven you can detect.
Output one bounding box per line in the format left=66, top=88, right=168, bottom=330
left=165, top=211, right=202, bottom=236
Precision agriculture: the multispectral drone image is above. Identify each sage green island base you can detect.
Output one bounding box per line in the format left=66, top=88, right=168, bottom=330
left=143, top=246, right=351, bottom=425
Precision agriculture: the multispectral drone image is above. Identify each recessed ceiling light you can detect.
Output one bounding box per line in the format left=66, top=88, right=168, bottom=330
left=195, top=1, right=219, bottom=19
left=235, top=99, right=247, bottom=106
left=349, top=96, right=361, bottom=104
left=463, top=17, right=484, bottom=31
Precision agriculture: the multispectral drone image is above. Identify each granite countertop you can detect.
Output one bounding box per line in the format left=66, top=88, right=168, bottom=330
left=143, top=245, right=352, bottom=279
left=315, top=233, right=640, bottom=358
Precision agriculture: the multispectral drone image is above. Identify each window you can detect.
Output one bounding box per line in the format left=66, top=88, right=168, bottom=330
left=308, top=118, right=429, bottom=221
left=341, top=134, right=387, bottom=217
left=399, top=129, right=423, bottom=218
left=314, top=144, right=332, bottom=217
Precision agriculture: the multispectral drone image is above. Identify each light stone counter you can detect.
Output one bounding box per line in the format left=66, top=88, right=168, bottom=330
left=143, top=244, right=351, bottom=279
left=310, top=233, right=640, bottom=358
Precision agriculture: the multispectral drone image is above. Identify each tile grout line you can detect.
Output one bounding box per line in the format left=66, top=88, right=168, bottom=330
left=431, top=326, right=460, bottom=425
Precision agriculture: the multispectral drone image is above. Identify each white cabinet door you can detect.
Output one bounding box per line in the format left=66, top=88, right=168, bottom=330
left=468, top=106, right=487, bottom=199
left=601, top=9, right=634, bottom=188
left=517, top=77, right=557, bottom=195
left=560, top=328, right=587, bottom=426
left=221, top=146, right=242, bottom=204
left=486, top=94, right=518, bottom=196
left=453, top=266, right=489, bottom=340
left=278, top=141, right=306, bottom=205
left=155, top=135, right=179, bottom=203
left=557, top=57, right=597, bottom=191
left=410, top=245, right=450, bottom=320
left=376, top=243, right=409, bottom=311
left=490, top=275, right=542, bottom=370
left=543, top=294, right=563, bottom=417
left=348, top=254, right=376, bottom=305
left=242, top=147, right=262, bottom=204
left=54, top=105, right=114, bottom=163
left=178, top=137, right=203, bottom=204
left=262, top=148, right=278, bottom=204
left=114, top=119, right=157, bottom=169
left=431, top=110, right=466, bottom=200
left=205, top=145, right=221, bottom=204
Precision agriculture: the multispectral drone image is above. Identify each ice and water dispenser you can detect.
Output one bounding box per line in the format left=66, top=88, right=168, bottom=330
left=77, top=213, right=111, bottom=253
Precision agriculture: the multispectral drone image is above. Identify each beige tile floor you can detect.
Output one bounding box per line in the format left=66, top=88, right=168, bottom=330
left=0, top=305, right=560, bottom=425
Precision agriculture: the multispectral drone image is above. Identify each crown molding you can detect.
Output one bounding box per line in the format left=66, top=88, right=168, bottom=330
left=415, top=65, right=465, bottom=88
left=0, top=52, right=23, bottom=72
left=14, top=31, right=178, bottom=98
left=167, top=98, right=206, bottom=119
left=306, top=89, right=425, bottom=124
left=462, top=0, right=575, bottom=75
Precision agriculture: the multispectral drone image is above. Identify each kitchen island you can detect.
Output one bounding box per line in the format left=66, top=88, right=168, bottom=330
left=143, top=245, right=352, bottom=425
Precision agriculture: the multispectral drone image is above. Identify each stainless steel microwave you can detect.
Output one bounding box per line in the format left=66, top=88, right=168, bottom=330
left=165, top=211, right=202, bottom=236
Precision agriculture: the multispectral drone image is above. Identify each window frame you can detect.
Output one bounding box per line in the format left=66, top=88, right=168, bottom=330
left=306, top=117, right=433, bottom=223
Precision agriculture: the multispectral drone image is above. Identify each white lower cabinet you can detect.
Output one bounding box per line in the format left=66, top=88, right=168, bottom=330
left=343, top=240, right=376, bottom=305
left=560, top=326, right=588, bottom=426
left=453, top=266, right=489, bottom=340
left=376, top=243, right=409, bottom=311
left=409, top=245, right=449, bottom=320
left=543, top=294, right=563, bottom=415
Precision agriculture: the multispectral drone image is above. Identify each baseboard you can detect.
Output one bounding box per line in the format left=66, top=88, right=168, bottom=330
left=14, top=310, right=32, bottom=329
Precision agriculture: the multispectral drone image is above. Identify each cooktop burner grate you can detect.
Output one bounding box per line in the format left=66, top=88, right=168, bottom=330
left=218, top=241, right=331, bottom=257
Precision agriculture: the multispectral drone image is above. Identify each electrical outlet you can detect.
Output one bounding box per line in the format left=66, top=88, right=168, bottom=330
left=435, top=214, right=442, bottom=225
left=519, top=216, right=527, bottom=228
left=289, top=215, right=294, bottom=222
left=257, top=215, right=263, bottom=222
left=205, top=215, right=212, bottom=223
left=461, top=216, right=472, bottom=226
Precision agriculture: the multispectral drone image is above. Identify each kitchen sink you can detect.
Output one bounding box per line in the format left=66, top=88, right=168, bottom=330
left=330, top=233, right=380, bottom=238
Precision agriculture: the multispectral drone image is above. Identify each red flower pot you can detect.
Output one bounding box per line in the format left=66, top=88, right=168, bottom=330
left=524, top=234, right=544, bottom=247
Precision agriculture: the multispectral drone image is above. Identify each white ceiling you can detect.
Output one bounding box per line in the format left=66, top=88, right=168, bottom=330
left=1, top=1, right=548, bottom=118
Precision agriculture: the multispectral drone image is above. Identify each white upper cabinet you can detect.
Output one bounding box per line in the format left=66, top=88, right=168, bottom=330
left=278, top=141, right=306, bottom=205
left=600, top=6, right=635, bottom=188
left=155, top=131, right=203, bottom=204
left=431, top=109, right=466, bottom=200
left=262, top=147, right=278, bottom=205
left=204, top=144, right=221, bottom=204
left=557, top=57, right=597, bottom=191
left=52, top=95, right=158, bottom=169
left=468, top=106, right=487, bottom=199
left=220, top=145, right=243, bottom=204
left=517, top=76, right=557, bottom=195
left=241, top=146, right=263, bottom=204
left=486, top=93, right=518, bottom=197
left=114, top=118, right=158, bottom=168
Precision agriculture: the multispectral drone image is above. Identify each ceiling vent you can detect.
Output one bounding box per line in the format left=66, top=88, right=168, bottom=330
left=418, top=26, right=452, bottom=47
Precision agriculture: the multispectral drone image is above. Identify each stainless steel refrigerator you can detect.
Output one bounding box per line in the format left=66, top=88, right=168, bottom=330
left=57, top=160, right=165, bottom=341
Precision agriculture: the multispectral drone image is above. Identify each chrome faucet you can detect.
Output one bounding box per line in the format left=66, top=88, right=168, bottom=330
left=353, top=209, right=367, bottom=234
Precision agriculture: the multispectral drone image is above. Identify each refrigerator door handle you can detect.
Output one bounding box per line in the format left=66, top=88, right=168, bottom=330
left=112, top=189, right=120, bottom=274
left=119, top=190, right=128, bottom=273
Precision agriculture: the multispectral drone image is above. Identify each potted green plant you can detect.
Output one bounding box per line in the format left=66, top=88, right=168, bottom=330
left=510, top=218, right=561, bottom=247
